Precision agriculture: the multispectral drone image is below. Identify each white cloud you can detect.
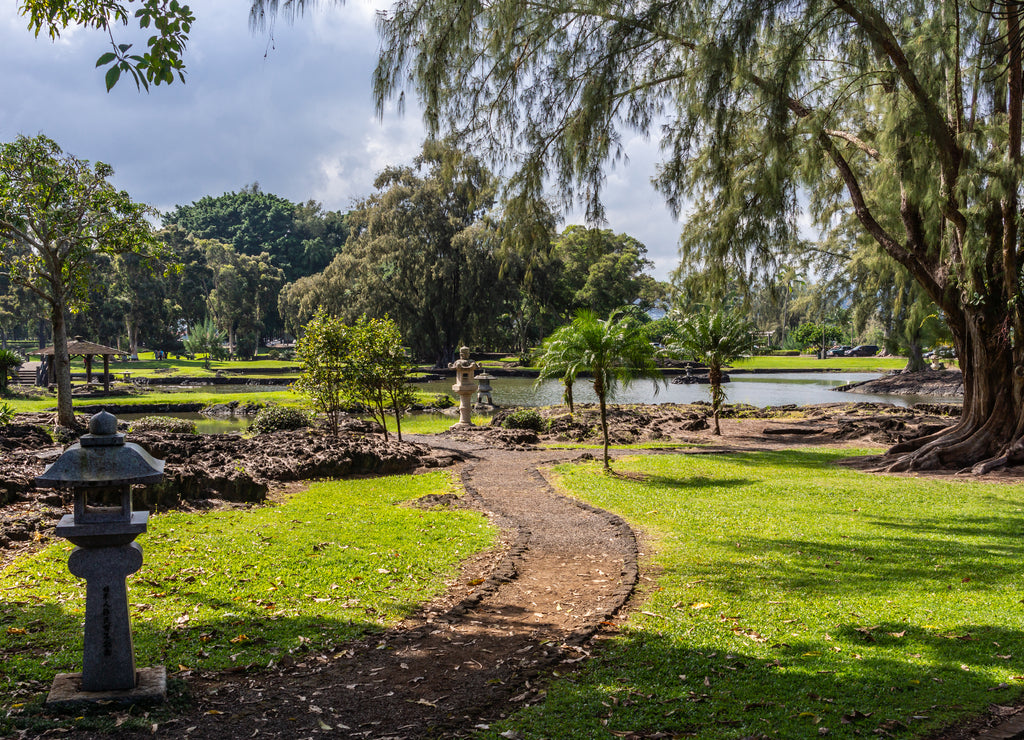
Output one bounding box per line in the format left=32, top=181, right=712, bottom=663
left=0, top=0, right=683, bottom=278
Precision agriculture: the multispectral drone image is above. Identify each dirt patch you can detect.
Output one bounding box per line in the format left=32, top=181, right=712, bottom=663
left=839, top=368, right=964, bottom=398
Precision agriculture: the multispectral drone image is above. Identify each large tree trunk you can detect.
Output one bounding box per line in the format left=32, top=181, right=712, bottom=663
left=881, top=307, right=1021, bottom=473
left=126, top=318, right=139, bottom=358
left=51, top=305, right=76, bottom=428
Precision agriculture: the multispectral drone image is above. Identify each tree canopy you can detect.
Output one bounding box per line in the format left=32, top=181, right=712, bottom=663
left=0, top=134, right=156, bottom=425
left=163, top=185, right=348, bottom=284
left=20, top=0, right=194, bottom=90
left=279, top=140, right=509, bottom=364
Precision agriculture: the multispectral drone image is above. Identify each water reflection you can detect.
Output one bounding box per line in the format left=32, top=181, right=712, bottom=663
left=416, top=373, right=952, bottom=408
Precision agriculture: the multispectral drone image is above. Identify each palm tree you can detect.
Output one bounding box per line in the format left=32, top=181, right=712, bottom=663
left=537, top=308, right=662, bottom=469
left=534, top=326, right=580, bottom=413
left=183, top=318, right=224, bottom=370
left=667, top=309, right=754, bottom=435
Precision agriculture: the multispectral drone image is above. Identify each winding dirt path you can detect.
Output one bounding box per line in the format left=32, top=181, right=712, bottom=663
left=84, top=437, right=640, bottom=739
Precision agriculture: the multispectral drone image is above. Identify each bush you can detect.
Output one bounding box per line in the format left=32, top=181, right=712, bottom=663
left=500, top=408, right=547, bottom=433
left=249, top=405, right=310, bottom=435
left=0, top=402, right=13, bottom=426
left=432, top=393, right=454, bottom=409
left=129, top=416, right=197, bottom=434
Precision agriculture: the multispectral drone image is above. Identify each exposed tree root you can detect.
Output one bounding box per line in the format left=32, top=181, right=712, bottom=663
left=876, top=413, right=1020, bottom=474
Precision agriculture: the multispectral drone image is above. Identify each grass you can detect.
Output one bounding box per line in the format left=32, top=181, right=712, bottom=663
left=0, top=471, right=494, bottom=734
left=2, top=389, right=305, bottom=415
left=482, top=449, right=1024, bottom=740
left=732, top=355, right=911, bottom=372
left=65, top=354, right=299, bottom=379
left=390, top=412, right=493, bottom=435
left=3, top=387, right=451, bottom=418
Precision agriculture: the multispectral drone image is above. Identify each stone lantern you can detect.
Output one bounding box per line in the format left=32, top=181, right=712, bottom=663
left=36, top=411, right=167, bottom=704
left=475, top=373, right=495, bottom=407
left=448, top=346, right=480, bottom=429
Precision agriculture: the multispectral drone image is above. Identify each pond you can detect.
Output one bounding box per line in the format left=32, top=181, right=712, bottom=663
left=119, top=372, right=954, bottom=435
left=416, top=373, right=953, bottom=408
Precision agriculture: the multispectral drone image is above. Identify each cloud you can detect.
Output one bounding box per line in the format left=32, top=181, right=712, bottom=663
left=0, top=0, right=683, bottom=278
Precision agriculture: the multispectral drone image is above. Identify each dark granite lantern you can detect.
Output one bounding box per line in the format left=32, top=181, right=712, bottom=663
left=36, top=411, right=167, bottom=702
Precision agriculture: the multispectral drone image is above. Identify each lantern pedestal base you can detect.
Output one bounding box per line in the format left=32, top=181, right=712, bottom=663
left=46, top=666, right=167, bottom=707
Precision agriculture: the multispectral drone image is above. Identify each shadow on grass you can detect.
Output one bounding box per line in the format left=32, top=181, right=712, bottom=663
left=626, top=474, right=755, bottom=491
left=0, top=596, right=392, bottom=734
left=506, top=623, right=1024, bottom=739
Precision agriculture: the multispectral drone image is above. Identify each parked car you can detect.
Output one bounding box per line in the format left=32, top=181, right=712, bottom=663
left=847, top=344, right=879, bottom=357
left=826, top=345, right=852, bottom=357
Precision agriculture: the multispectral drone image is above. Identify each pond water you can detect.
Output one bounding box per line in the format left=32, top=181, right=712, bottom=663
left=417, top=373, right=952, bottom=408
left=119, top=373, right=954, bottom=435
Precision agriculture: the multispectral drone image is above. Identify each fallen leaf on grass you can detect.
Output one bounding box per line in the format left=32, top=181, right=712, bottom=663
left=840, top=710, right=872, bottom=724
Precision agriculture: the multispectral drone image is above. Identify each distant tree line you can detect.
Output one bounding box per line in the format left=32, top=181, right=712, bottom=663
left=278, top=141, right=665, bottom=365
left=0, top=142, right=665, bottom=365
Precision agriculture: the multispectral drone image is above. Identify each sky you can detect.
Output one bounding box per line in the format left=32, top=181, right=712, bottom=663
left=0, top=0, right=685, bottom=279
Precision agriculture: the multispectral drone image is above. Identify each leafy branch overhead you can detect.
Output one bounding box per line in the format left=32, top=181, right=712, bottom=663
left=20, top=0, right=194, bottom=90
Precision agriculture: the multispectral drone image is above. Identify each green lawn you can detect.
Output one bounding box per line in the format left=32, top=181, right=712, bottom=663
left=65, top=354, right=299, bottom=378
left=483, top=450, right=1024, bottom=740
left=732, top=355, right=913, bottom=372
left=0, top=471, right=494, bottom=734
left=3, top=389, right=306, bottom=415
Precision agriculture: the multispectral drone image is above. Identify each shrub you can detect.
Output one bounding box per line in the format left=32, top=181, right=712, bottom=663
left=500, top=408, right=547, bottom=433
left=432, top=393, right=454, bottom=409
left=0, top=402, right=13, bottom=426
left=0, top=349, right=24, bottom=392
left=249, top=405, right=310, bottom=435
left=129, top=416, right=198, bottom=434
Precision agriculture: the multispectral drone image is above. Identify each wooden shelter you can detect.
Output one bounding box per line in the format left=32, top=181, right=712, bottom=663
left=34, top=337, right=123, bottom=393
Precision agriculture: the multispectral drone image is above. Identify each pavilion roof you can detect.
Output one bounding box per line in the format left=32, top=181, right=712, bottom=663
left=33, top=338, right=122, bottom=357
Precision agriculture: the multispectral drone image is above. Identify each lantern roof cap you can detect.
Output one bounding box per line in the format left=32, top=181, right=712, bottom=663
left=34, top=412, right=164, bottom=489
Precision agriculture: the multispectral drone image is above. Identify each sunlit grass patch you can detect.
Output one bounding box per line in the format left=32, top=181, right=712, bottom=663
left=0, top=471, right=494, bottom=731
left=732, top=356, right=911, bottom=372
left=484, top=449, right=1024, bottom=740
left=386, top=412, right=493, bottom=435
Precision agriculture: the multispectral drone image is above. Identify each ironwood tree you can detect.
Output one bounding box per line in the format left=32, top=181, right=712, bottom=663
left=368, top=0, right=1024, bottom=473
left=281, top=140, right=506, bottom=365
